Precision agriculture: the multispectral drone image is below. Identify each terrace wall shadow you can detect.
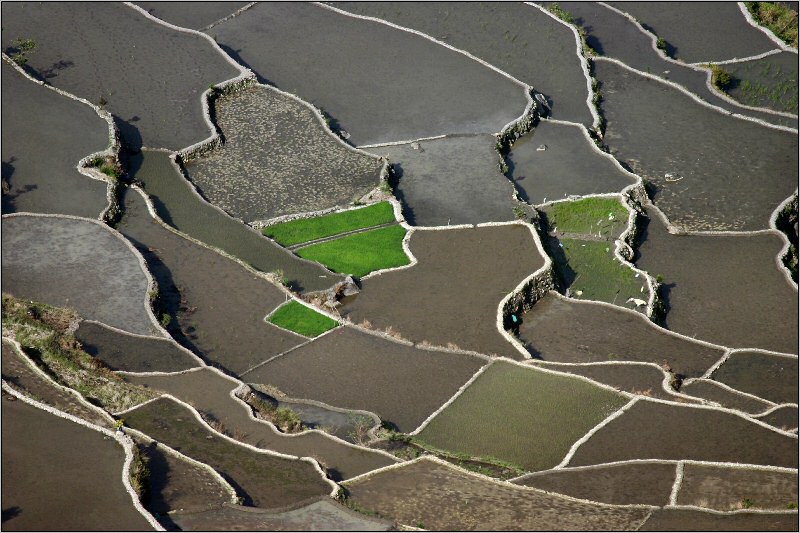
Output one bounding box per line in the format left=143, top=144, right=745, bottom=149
left=710, top=351, right=799, bottom=404
left=677, top=463, right=799, bottom=511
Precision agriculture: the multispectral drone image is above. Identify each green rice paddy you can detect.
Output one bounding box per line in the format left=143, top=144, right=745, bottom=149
left=268, top=300, right=339, bottom=337
left=559, top=239, right=646, bottom=306
left=543, top=197, right=629, bottom=237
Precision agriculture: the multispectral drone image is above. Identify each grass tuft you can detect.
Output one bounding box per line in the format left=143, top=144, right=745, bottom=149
left=268, top=300, right=339, bottom=337
left=746, top=2, right=798, bottom=48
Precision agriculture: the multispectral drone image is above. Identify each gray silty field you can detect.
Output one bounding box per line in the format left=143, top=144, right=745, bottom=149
left=1, top=2, right=240, bottom=150
left=210, top=2, right=526, bottom=146
left=368, top=135, right=515, bottom=226
left=726, top=52, right=799, bottom=114
left=135, top=1, right=250, bottom=30
left=1, top=61, right=108, bottom=218
left=1, top=215, right=156, bottom=336
left=508, top=120, right=635, bottom=204
left=186, top=85, right=383, bottom=222
left=334, top=1, right=593, bottom=125
left=596, top=59, right=797, bottom=231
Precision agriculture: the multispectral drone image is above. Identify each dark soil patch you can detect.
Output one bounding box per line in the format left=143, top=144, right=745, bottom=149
left=760, top=406, right=799, bottom=432
left=343, top=458, right=652, bottom=530
left=508, top=121, right=634, bottom=205
left=725, top=51, right=799, bottom=114
left=125, top=368, right=396, bottom=480
left=711, top=351, right=799, bottom=405
left=130, top=150, right=341, bottom=293
left=595, top=59, right=798, bottom=231
left=117, top=187, right=308, bottom=375
left=243, top=327, right=486, bottom=433
left=517, top=293, right=724, bottom=378
left=607, top=1, right=778, bottom=63
left=678, top=463, right=798, bottom=511
left=1, top=215, right=156, bottom=336
left=682, top=379, right=774, bottom=414
left=339, top=225, right=545, bottom=359
left=636, top=207, right=798, bottom=353
left=75, top=321, right=199, bottom=373
left=514, top=461, right=676, bottom=506
left=123, top=396, right=332, bottom=509
left=185, top=85, right=383, bottom=223
left=639, top=508, right=799, bottom=531
left=1, top=340, right=110, bottom=428
left=1, top=396, right=153, bottom=531
left=569, top=399, right=798, bottom=468
left=333, top=1, right=593, bottom=125
left=134, top=1, right=250, bottom=30
left=1, top=61, right=108, bottom=217
left=169, top=499, right=392, bottom=531
left=209, top=2, right=525, bottom=146
left=367, top=134, right=516, bottom=226
left=0, top=2, right=240, bottom=150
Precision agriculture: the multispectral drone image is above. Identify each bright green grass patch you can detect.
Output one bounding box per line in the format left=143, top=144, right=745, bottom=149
left=296, top=225, right=409, bottom=278
left=263, top=202, right=396, bottom=247
left=268, top=300, right=339, bottom=337
left=559, top=239, right=646, bottom=306
left=416, top=361, right=628, bottom=471
left=746, top=2, right=798, bottom=48
left=543, top=197, right=628, bottom=238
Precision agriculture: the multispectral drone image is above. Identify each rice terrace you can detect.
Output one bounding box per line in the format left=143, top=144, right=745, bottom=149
left=2, top=1, right=799, bottom=531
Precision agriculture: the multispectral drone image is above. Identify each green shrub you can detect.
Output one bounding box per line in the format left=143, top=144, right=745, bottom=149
left=656, top=37, right=668, bottom=52
left=708, top=64, right=732, bottom=91
left=549, top=2, right=574, bottom=24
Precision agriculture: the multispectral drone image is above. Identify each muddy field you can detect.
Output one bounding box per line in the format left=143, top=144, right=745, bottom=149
left=0, top=2, right=240, bottom=150
left=340, top=225, right=544, bottom=359
left=517, top=293, right=724, bottom=377
left=710, top=351, right=799, bottom=404
left=135, top=1, right=250, bottom=30
left=244, top=327, right=486, bottom=433
left=725, top=51, right=799, bottom=114
left=760, top=407, right=799, bottom=432
left=185, top=85, right=383, bottom=222
left=1, top=396, right=153, bottom=531
left=209, top=2, right=525, bottom=146
left=677, top=464, right=798, bottom=511
left=367, top=135, right=515, bottom=226
left=1, top=214, right=156, bottom=336
left=639, top=508, right=798, bottom=531
left=681, top=379, right=774, bottom=415
left=1, top=61, right=109, bottom=218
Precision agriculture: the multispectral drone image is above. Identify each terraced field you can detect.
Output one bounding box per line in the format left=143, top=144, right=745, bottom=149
left=2, top=2, right=797, bottom=531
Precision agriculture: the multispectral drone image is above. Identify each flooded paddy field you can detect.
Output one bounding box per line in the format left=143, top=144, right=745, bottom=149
left=1, top=395, right=153, bottom=531
left=123, top=397, right=332, bottom=509
left=343, top=458, right=652, bottom=530
left=244, top=327, right=486, bottom=433
left=710, top=351, right=799, bottom=404
left=677, top=464, right=798, bottom=511
left=568, top=400, right=798, bottom=469
left=185, top=85, right=383, bottom=223
left=209, top=2, right=525, bottom=146
left=334, top=1, right=593, bottom=125
left=725, top=52, right=799, bottom=114
left=340, top=225, right=544, bottom=359
left=681, top=379, right=774, bottom=415
left=0, top=2, right=240, bottom=150
left=134, top=1, right=250, bottom=30
left=130, top=151, right=340, bottom=293
left=760, top=406, right=799, bottom=433
left=1, top=61, right=108, bottom=218
left=1, top=215, right=157, bottom=336
left=636, top=208, right=798, bottom=353
left=517, top=294, right=724, bottom=377
left=367, top=135, right=515, bottom=226
left=596, top=59, right=797, bottom=231
left=125, top=368, right=396, bottom=480
left=514, top=461, right=676, bottom=506
left=639, top=508, right=799, bottom=531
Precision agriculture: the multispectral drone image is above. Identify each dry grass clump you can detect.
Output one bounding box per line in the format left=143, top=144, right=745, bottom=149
left=237, top=387, right=305, bottom=433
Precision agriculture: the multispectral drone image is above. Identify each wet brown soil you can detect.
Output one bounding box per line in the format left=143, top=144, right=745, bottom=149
left=117, top=188, right=307, bottom=375
left=639, top=508, right=798, bottom=531
left=636, top=207, right=798, bottom=353
left=209, top=2, right=525, bottom=146
left=123, top=397, right=332, bottom=509
left=682, top=379, right=774, bottom=414
left=244, top=327, right=486, bottom=433
left=339, top=225, right=545, bottom=359
left=517, top=293, right=724, bottom=378
left=1, top=215, right=157, bottom=336
left=1, top=61, right=108, bottom=218
left=1, top=2, right=240, bottom=150
left=343, top=458, right=652, bottom=530
left=134, top=1, right=250, bottom=30
left=515, top=461, right=676, bottom=506
left=1, top=395, right=153, bottom=531
left=569, top=400, right=798, bottom=468
left=75, top=321, right=199, bottom=373
left=760, top=406, right=799, bottom=432
left=711, top=351, right=799, bottom=404
left=124, top=368, right=396, bottom=480
left=678, top=464, right=798, bottom=511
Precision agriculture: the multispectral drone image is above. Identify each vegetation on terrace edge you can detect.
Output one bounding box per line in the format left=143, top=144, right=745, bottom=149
left=746, top=2, right=799, bottom=48
left=4, top=37, right=36, bottom=66
left=542, top=197, right=628, bottom=237
left=268, top=300, right=339, bottom=337
left=296, top=225, right=410, bottom=278
left=1, top=293, right=156, bottom=412
left=263, top=201, right=396, bottom=247
left=708, top=64, right=733, bottom=91
left=238, top=386, right=305, bottom=433
left=547, top=2, right=597, bottom=57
